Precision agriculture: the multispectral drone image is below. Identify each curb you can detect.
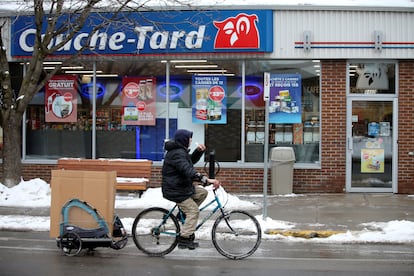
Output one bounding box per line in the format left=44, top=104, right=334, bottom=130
left=265, top=229, right=346, bottom=239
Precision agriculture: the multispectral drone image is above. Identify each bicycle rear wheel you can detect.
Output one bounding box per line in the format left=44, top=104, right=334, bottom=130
left=131, top=207, right=180, bottom=256
left=212, top=210, right=261, bottom=260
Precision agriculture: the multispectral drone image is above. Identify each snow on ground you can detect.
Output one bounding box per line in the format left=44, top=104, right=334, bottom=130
left=1, top=178, right=414, bottom=243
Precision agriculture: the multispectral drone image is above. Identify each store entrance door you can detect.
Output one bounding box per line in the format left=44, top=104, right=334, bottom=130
left=346, top=98, right=397, bottom=192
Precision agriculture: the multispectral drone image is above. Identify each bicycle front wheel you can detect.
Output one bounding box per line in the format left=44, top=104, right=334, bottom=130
left=212, top=210, right=261, bottom=260
left=131, top=207, right=180, bottom=257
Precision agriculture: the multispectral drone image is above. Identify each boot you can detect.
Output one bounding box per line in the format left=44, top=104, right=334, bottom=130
left=177, top=235, right=199, bottom=250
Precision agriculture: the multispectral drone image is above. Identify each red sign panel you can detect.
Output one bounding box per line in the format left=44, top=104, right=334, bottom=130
left=45, top=75, right=78, bottom=123
left=121, top=77, right=156, bottom=126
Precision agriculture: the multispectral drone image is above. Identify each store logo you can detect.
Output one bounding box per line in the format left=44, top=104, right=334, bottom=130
left=213, top=13, right=259, bottom=49
left=356, top=64, right=389, bottom=90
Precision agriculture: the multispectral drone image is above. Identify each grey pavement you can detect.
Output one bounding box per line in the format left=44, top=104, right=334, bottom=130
left=1, top=193, right=413, bottom=232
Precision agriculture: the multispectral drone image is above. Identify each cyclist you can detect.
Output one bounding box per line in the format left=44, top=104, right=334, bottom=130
left=162, top=129, right=220, bottom=250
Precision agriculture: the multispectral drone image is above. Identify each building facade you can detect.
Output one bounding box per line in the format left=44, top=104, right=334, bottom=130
left=2, top=5, right=414, bottom=193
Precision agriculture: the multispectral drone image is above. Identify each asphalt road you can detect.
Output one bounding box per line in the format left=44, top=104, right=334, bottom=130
left=0, top=231, right=413, bottom=276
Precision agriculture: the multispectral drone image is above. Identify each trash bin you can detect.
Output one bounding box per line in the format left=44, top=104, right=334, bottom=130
left=269, top=147, right=295, bottom=195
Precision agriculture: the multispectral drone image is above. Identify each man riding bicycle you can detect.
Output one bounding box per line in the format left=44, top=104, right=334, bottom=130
left=161, top=129, right=220, bottom=250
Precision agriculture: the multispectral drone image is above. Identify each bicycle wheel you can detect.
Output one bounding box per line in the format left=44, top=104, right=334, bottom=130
left=132, top=207, right=180, bottom=257
left=212, top=210, right=261, bottom=260
left=59, top=232, right=82, bottom=257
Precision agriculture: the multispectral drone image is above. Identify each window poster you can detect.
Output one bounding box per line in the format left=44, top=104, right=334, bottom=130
left=268, top=74, right=302, bottom=124
left=45, top=75, right=78, bottom=123
left=122, top=77, right=156, bottom=126
left=361, top=138, right=385, bottom=173
left=192, top=75, right=227, bottom=124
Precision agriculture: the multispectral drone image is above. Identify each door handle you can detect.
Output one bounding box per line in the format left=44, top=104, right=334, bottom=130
left=348, top=137, right=353, bottom=151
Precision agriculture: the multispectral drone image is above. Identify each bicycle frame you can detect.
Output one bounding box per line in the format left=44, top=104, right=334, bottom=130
left=195, top=189, right=224, bottom=231
left=158, top=189, right=226, bottom=237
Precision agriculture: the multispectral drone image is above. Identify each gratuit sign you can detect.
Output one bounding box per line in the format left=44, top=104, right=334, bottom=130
left=45, top=75, right=78, bottom=123
left=122, top=77, right=156, bottom=126
left=11, top=10, right=273, bottom=57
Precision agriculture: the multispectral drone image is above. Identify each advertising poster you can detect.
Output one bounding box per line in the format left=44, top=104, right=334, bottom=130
left=192, top=75, right=227, bottom=124
left=122, top=77, right=156, bottom=126
left=268, top=74, right=302, bottom=124
left=361, top=138, right=385, bottom=173
left=45, top=75, right=78, bottom=123
left=361, top=148, right=385, bottom=173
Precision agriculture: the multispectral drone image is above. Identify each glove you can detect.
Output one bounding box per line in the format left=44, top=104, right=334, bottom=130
left=195, top=172, right=208, bottom=186
left=201, top=175, right=208, bottom=186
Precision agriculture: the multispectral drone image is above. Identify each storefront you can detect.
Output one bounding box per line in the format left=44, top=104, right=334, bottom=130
left=4, top=5, right=414, bottom=193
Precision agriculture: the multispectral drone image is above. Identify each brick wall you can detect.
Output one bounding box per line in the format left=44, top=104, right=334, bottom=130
left=22, top=164, right=55, bottom=183
left=397, top=60, right=414, bottom=193
left=146, top=166, right=267, bottom=193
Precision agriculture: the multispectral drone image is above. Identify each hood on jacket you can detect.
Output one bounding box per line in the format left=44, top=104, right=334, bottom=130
left=173, top=129, right=193, bottom=148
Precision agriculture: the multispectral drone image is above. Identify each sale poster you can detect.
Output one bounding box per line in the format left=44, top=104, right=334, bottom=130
left=45, top=75, right=78, bottom=123
left=192, top=75, right=227, bottom=124
left=268, top=74, right=302, bottom=124
left=122, top=77, right=156, bottom=126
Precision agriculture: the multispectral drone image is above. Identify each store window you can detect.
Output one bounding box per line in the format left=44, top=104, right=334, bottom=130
left=24, top=59, right=320, bottom=165
left=244, top=60, right=321, bottom=164
left=349, top=63, right=396, bottom=94
left=25, top=59, right=171, bottom=160
left=25, top=60, right=94, bottom=159
left=168, top=59, right=242, bottom=163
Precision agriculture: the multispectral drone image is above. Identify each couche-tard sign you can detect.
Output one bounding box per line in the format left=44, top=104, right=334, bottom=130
left=11, top=10, right=273, bottom=57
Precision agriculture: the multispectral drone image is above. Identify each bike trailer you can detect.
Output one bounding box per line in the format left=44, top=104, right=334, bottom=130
left=56, top=198, right=128, bottom=256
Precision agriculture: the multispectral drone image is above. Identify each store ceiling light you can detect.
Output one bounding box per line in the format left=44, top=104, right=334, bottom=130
left=195, top=73, right=235, bottom=76
left=61, top=66, right=84, bottom=69
left=187, top=69, right=227, bottom=73
left=171, top=59, right=207, bottom=63
left=175, top=64, right=218, bottom=69
left=64, top=70, right=103, bottom=74
left=83, top=74, right=118, bottom=77
left=161, top=59, right=207, bottom=63
left=43, top=61, right=62, bottom=65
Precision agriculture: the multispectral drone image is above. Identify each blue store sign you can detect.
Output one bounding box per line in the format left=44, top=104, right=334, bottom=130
left=11, top=10, right=273, bottom=57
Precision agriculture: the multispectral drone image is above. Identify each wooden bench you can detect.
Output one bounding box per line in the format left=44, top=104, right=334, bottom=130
left=57, top=158, right=152, bottom=196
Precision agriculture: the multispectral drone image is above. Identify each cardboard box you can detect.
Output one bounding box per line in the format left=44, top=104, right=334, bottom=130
left=50, top=170, right=116, bottom=238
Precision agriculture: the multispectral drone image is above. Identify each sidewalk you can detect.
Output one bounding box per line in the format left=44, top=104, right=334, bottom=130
left=1, top=193, right=413, bottom=236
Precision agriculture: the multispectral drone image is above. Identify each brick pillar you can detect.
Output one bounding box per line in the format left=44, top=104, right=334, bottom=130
left=319, top=60, right=347, bottom=192
left=398, top=60, right=414, bottom=193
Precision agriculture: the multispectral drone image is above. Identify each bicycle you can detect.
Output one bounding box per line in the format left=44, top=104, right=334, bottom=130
left=131, top=187, right=262, bottom=260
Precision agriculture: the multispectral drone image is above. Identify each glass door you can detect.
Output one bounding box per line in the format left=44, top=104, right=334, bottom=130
left=346, top=98, right=397, bottom=192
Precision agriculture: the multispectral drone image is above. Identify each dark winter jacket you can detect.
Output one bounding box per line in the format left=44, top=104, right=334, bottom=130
left=161, top=131, right=206, bottom=203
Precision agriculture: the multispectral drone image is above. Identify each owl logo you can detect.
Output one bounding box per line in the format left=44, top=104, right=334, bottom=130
left=356, top=64, right=389, bottom=90
left=213, top=13, right=259, bottom=49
